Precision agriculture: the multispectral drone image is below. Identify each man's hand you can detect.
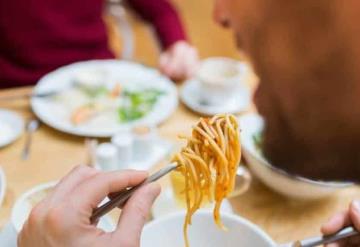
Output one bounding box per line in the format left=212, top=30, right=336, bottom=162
left=18, top=166, right=161, bottom=247
left=160, top=41, right=199, bottom=81
left=321, top=200, right=360, bottom=247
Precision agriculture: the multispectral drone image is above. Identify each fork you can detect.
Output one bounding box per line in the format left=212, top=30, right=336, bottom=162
left=90, top=162, right=178, bottom=224
left=0, top=91, right=60, bottom=101
left=280, top=226, right=358, bottom=247
left=21, top=119, right=40, bottom=160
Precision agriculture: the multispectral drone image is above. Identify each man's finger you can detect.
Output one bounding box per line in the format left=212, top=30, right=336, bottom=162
left=71, top=170, right=148, bottom=209
left=51, top=165, right=99, bottom=203
left=113, top=183, right=161, bottom=245
left=183, top=48, right=199, bottom=78
left=321, top=210, right=351, bottom=235
left=159, top=53, right=170, bottom=73
left=350, top=200, right=360, bottom=231
left=164, top=55, right=184, bottom=80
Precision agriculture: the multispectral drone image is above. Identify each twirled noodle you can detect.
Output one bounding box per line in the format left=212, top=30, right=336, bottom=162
left=172, top=114, right=241, bottom=247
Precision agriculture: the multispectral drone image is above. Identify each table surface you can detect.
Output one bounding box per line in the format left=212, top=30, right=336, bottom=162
left=1, top=86, right=360, bottom=245
left=1, top=0, right=360, bottom=244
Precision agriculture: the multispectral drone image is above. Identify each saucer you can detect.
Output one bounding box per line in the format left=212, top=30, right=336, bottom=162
left=180, top=79, right=251, bottom=116
left=152, top=187, right=233, bottom=219
left=0, top=109, right=24, bottom=148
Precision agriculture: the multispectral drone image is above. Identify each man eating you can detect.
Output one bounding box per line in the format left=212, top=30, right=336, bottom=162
left=19, top=1, right=360, bottom=246
left=214, top=0, right=360, bottom=181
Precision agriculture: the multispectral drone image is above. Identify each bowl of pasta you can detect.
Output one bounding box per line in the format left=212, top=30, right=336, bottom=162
left=239, top=113, right=353, bottom=200
left=141, top=211, right=275, bottom=247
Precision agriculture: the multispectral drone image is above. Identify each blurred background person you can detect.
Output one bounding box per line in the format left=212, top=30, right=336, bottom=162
left=214, top=0, right=360, bottom=181
left=0, top=0, right=198, bottom=89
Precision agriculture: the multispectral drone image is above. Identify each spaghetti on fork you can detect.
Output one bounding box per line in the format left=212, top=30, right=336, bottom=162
left=172, top=114, right=241, bottom=247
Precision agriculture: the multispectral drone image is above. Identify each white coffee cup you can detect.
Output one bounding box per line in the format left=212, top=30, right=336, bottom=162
left=196, top=57, right=248, bottom=105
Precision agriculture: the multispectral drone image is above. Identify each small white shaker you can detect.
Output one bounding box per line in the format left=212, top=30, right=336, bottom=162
left=95, top=143, right=118, bottom=171
left=132, top=126, right=157, bottom=161
left=111, top=131, right=133, bottom=169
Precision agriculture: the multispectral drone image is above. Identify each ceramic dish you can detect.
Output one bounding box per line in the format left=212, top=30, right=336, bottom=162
left=0, top=109, right=24, bottom=148
left=239, top=113, right=353, bottom=200
left=0, top=167, right=6, bottom=209
left=31, top=60, right=178, bottom=137
left=141, top=211, right=275, bottom=247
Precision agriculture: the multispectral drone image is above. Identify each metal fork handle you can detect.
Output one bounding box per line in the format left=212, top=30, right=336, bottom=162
left=281, top=226, right=358, bottom=247
left=0, top=91, right=57, bottom=101
left=21, top=131, right=33, bottom=160
left=90, top=163, right=178, bottom=224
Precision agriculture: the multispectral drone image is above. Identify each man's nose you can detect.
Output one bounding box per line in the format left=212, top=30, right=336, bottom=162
left=213, top=0, right=230, bottom=28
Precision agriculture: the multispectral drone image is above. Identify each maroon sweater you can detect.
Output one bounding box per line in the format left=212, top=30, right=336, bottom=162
left=0, top=0, right=186, bottom=88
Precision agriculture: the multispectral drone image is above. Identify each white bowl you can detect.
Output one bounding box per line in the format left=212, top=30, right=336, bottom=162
left=0, top=167, right=6, bottom=208
left=0, top=109, right=24, bottom=148
left=239, top=113, right=353, bottom=200
left=141, top=211, right=275, bottom=247
left=11, top=182, right=115, bottom=234
left=196, top=57, right=248, bottom=106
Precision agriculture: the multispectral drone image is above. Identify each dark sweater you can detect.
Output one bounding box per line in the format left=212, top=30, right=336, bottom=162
left=0, top=0, right=186, bottom=88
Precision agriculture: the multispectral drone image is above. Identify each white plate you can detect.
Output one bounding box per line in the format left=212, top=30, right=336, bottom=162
left=0, top=109, right=24, bottom=148
left=0, top=167, right=6, bottom=209
left=141, top=211, right=276, bottom=247
left=31, top=60, right=178, bottom=137
left=180, top=79, right=251, bottom=116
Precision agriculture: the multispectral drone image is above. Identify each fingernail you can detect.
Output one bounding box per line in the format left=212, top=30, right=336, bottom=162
left=352, top=200, right=360, bottom=213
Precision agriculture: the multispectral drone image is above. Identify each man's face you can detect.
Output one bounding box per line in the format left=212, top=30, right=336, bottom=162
left=213, top=0, right=360, bottom=180
left=213, top=0, right=265, bottom=58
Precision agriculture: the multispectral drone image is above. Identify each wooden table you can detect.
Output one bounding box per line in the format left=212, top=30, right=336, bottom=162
left=1, top=0, right=360, bottom=244
left=1, top=86, right=360, bottom=245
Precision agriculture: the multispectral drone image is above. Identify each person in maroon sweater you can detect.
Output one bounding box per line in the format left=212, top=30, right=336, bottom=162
left=0, top=0, right=198, bottom=88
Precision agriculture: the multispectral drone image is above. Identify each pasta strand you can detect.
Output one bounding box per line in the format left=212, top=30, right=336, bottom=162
left=172, top=114, right=241, bottom=247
